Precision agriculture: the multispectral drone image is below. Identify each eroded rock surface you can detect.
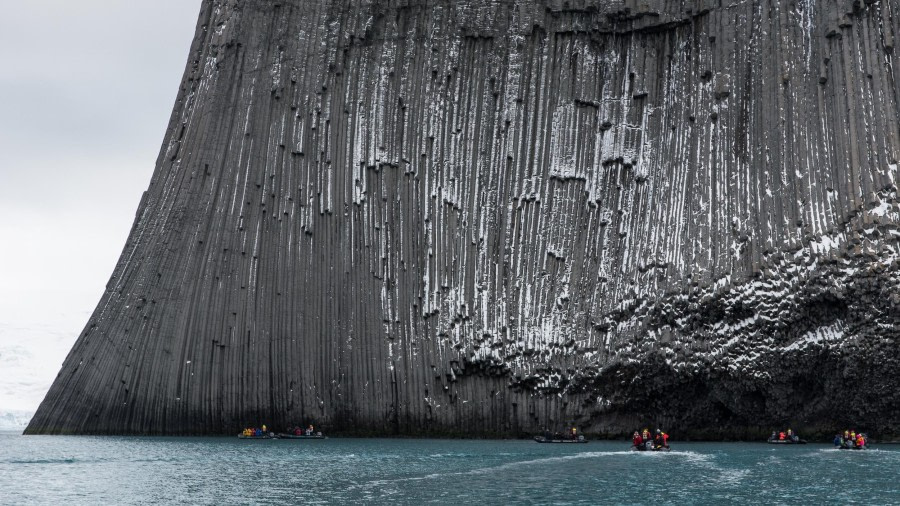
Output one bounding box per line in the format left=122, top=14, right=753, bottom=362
left=28, top=0, right=900, bottom=437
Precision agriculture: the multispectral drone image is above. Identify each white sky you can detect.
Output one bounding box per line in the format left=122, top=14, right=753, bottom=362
left=0, top=1, right=202, bottom=413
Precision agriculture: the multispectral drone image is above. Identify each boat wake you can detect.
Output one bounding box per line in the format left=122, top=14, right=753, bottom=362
left=352, top=449, right=715, bottom=492
left=814, top=447, right=891, bottom=455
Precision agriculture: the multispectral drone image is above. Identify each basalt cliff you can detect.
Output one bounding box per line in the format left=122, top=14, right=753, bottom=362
left=28, top=0, right=900, bottom=437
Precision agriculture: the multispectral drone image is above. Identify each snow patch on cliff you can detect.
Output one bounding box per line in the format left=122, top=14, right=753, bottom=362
left=783, top=322, right=845, bottom=352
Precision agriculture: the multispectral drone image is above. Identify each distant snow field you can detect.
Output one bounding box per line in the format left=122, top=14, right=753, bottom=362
left=0, top=320, right=77, bottom=419
left=0, top=410, right=33, bottom=430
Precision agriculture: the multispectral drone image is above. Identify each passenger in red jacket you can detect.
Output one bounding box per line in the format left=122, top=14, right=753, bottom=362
left=632, top=431, right=643, bottom=447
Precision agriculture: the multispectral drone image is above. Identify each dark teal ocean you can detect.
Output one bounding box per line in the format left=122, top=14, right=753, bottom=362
left=1, top=432, right=898, bottom=505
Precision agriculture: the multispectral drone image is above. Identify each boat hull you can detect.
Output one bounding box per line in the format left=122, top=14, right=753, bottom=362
left=631, top=445, right=671, bottom=452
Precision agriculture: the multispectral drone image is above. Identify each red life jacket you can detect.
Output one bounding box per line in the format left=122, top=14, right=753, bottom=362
left=633, top=436, right=643, bottom=446
left=779, top=432, right=785, bottom=440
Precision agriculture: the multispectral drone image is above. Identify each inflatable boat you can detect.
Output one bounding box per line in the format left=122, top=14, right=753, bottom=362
left=534, top=436, right=588, bottom=443
left=631, top=441, right=670, bottom=452
left=767, top=439, right=807, bottom=445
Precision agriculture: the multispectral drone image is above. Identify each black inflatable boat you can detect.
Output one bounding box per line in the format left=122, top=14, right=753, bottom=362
left=767, top=439, right=807, bottom=445
left=534, top=436, right=588, bottom=443
left=631, top=441, right=670, bottom=452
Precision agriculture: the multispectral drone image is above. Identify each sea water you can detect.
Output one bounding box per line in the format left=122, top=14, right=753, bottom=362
left=1, top=432, right=898, bottom=505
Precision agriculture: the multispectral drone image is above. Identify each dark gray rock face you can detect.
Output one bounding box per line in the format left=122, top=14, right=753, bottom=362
left=28, top=0, right=900, bottom=437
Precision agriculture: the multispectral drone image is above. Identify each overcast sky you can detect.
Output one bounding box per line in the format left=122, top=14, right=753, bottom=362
left=0, top=1, right=202, bottom=414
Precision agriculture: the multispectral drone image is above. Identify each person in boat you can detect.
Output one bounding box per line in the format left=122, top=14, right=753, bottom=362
left=652, top=429, right=669, bottom=449
left=294, top=426, right=302, bottom=436
left=640, top=429, right=652, bottom=449
left=833, top=434, right=842, bottom=447
left=653, top=430, right=664, bottom=449
left=632, top=431, right=643, bottom=448
left=855, top=433, right=866, bottom=448
left=778, top=431, right=786, bottom=441
left=786, top=429, right=799, bottom=442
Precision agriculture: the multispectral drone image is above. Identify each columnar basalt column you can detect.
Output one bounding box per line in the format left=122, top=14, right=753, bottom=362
left=28, top=0, right=900, bottom=437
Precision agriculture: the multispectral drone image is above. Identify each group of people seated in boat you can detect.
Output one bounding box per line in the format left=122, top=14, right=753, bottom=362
left=834, top=430, right=867, bottom=449
left=768, top=428, right=801, bottom=442
left=242, top=424, right=269, bottom=437
left=632, top=428, right=669, bottom=449
left=286, top=424, right=319, bottom=436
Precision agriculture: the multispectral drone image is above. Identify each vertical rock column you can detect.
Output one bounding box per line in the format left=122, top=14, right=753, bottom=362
left=28, top=0, right=900, bottom=436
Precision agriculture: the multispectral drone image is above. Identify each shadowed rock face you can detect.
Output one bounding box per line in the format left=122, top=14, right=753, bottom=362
left=27, top=0, right=900, bottom=437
